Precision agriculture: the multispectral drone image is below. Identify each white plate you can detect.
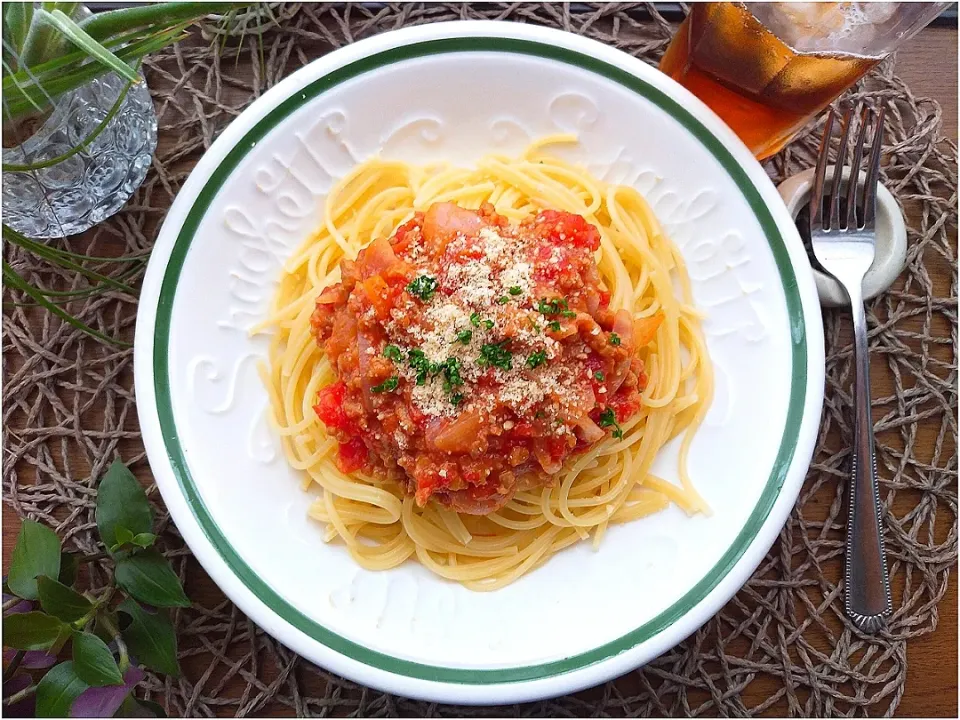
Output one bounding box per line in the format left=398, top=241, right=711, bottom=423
left=134, top=21, right=824, bottom=704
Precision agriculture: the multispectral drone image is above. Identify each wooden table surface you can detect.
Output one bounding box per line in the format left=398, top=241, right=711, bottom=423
left=4, top=25, right=957, bottom=718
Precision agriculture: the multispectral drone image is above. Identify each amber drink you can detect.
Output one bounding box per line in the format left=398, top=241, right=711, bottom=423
left=660, top=3, right=948, bottom=159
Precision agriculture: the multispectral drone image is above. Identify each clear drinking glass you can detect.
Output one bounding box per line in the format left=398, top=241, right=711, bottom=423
left=660, top=2, right=950, bottom=159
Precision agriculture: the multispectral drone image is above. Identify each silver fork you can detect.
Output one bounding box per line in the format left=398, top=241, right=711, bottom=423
left=809, top=105, right=892, bottom=634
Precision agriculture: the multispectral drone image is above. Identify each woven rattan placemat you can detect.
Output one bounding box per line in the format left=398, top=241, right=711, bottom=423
left=3, top=4, right=957, bottom=716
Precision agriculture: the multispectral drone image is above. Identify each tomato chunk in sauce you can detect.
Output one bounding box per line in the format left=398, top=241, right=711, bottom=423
left=310, top=202, right=656, bottom=514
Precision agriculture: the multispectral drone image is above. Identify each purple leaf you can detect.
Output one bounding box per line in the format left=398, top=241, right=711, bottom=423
left=4, top=673, right=32, bottom=694
left=4, top=673, right=35, bottom=717
left=70, top=666, right=143, bottom=718
left=23, top=650, right=58, bottom=669
left=4, top=649, right=58, bottom=669
left=4, top=599, right=35, bottom=616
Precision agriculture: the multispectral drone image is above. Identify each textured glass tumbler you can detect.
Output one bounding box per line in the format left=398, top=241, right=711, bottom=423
left=2, top=71, right=158, bottom=239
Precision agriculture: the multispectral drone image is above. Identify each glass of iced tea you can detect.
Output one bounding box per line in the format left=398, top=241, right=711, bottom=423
left=660, top=2, right=949, bottom=159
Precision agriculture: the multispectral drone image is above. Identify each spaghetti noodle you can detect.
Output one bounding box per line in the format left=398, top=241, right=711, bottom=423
left=256, top=136, right=712, bottom=590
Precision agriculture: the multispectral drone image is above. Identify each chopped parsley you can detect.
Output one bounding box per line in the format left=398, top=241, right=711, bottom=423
left=609, top=333, right=621, bottom=346
left=371, top=376, right=399, bottom=394
left=408, top=350, right=463, bottom=394
left=508, top=286, right=523, bottom=296
left=561, top=309, right=576, bottom=318
left=441, top=357, right=463, bottom=392
left=454, top=329, right=473, bottom=345
left=594, top=370, right=606, bottom=381
left=408, top=349, right=436, bottom=385
left=407, top=275, right=438, bottom=301
left=598, top=407, right=624, bottom=439
left=537, top=297, right=568, bottom=316
left=496, top=296, right=510, bottom=305
left=471, top=312, right=495, bottom=330
left=450, top=393, right=464, bottom=407
left=546, top=320, right=562, bottom=333
left=526, top=350, right=547, bottom=369
left=476, top=341, right=513, bottom=371
left=383, top=344, right=402, bottom=362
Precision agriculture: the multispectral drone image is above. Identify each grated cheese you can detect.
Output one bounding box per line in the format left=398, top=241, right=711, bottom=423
left=381, top=223, right=589, bottom=419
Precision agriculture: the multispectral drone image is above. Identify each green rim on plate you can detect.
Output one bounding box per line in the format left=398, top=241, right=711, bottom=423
left=153, top=37, right=807, bottom=684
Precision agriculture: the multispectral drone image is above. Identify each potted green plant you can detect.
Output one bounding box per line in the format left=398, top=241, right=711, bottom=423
left=2, top=2, right=264, bottom=344
left=1, top=3, right=246, bottom=238
left=3, top=461, right=189, bottom=717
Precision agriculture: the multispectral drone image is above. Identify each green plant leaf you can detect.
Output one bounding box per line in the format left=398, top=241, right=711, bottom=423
left=110, top=525, right=136, bottom=553
left=3, top=260, right=128, bottom=346
left=79, top=1, right=246, bottom=40
left=3, top=22, right=160, bottom=93
left=117, top=527, right=134, bottom=544
left=117, top=598, right=179, bottom=677
left=114, top=550, right=189, bottom=608
left=4, top=227, right=136, bottom=293
left=45, top=3, right=80, bottom=19
left=7, top=519, right=61, bottom=599
left=131, top=533, right=157, bottom=549
left=96, top=460, right=153, bottom=551
left=59, top=552, right=79, bottom=586
left=115, top=696, right=143, bottom=717
left=115, top=695, right=167, bottom=718
left=2, top=23, right=15, bottom=70
left=2, top=53, right=48, bottom=114
left=3, top=270, right=141, bottom=308
left=3, top=24, right=186, bottom=119
left=2, top=69, right=135, bottom=172
left=3, top=610, right=67, bottom=650
left=36, top=661, right=89, bottom=718
left=37, top=575, right=93, bottom=623
left=72, top=631, right=124, bottom=686
left=36, top=8, right=138, bottom=82
left=135, top=699, right=168, bottom=717
left=4, top=1, right=33, bottom=55
left=19, top=6, right=63, bottom=67
left=2, top=222, right=151, bottom=265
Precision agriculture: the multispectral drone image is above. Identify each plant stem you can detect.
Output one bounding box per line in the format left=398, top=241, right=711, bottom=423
left=75, top=585, right=116, bottom=631
left=79, top=2, right=249, bottom=41
left=4, top=651, right=25, bottom=678
left=97, top=585, right=115, bottom=608
left=2, top=684, right=37, bottom=706
left=115, top=635, right=130, bottom=674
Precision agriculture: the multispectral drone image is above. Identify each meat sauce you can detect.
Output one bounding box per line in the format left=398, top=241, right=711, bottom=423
left=311, top=202, right=661, bottom=514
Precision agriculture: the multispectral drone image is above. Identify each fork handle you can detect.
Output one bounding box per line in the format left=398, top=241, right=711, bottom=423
left=844, top=285, right=892, bottom=633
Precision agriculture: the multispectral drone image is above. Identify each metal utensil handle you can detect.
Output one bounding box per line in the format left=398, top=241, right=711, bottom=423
left=844, top=285, right=892, bottom=633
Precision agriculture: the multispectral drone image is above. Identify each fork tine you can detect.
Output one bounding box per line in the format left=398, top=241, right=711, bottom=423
left=829, top=107, right=853, bottom=230
left=862, top=105, right=886, bottom=230
left=845, top=105, right=870, bottom=230
left=809, top=110, right=835, bottom=230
